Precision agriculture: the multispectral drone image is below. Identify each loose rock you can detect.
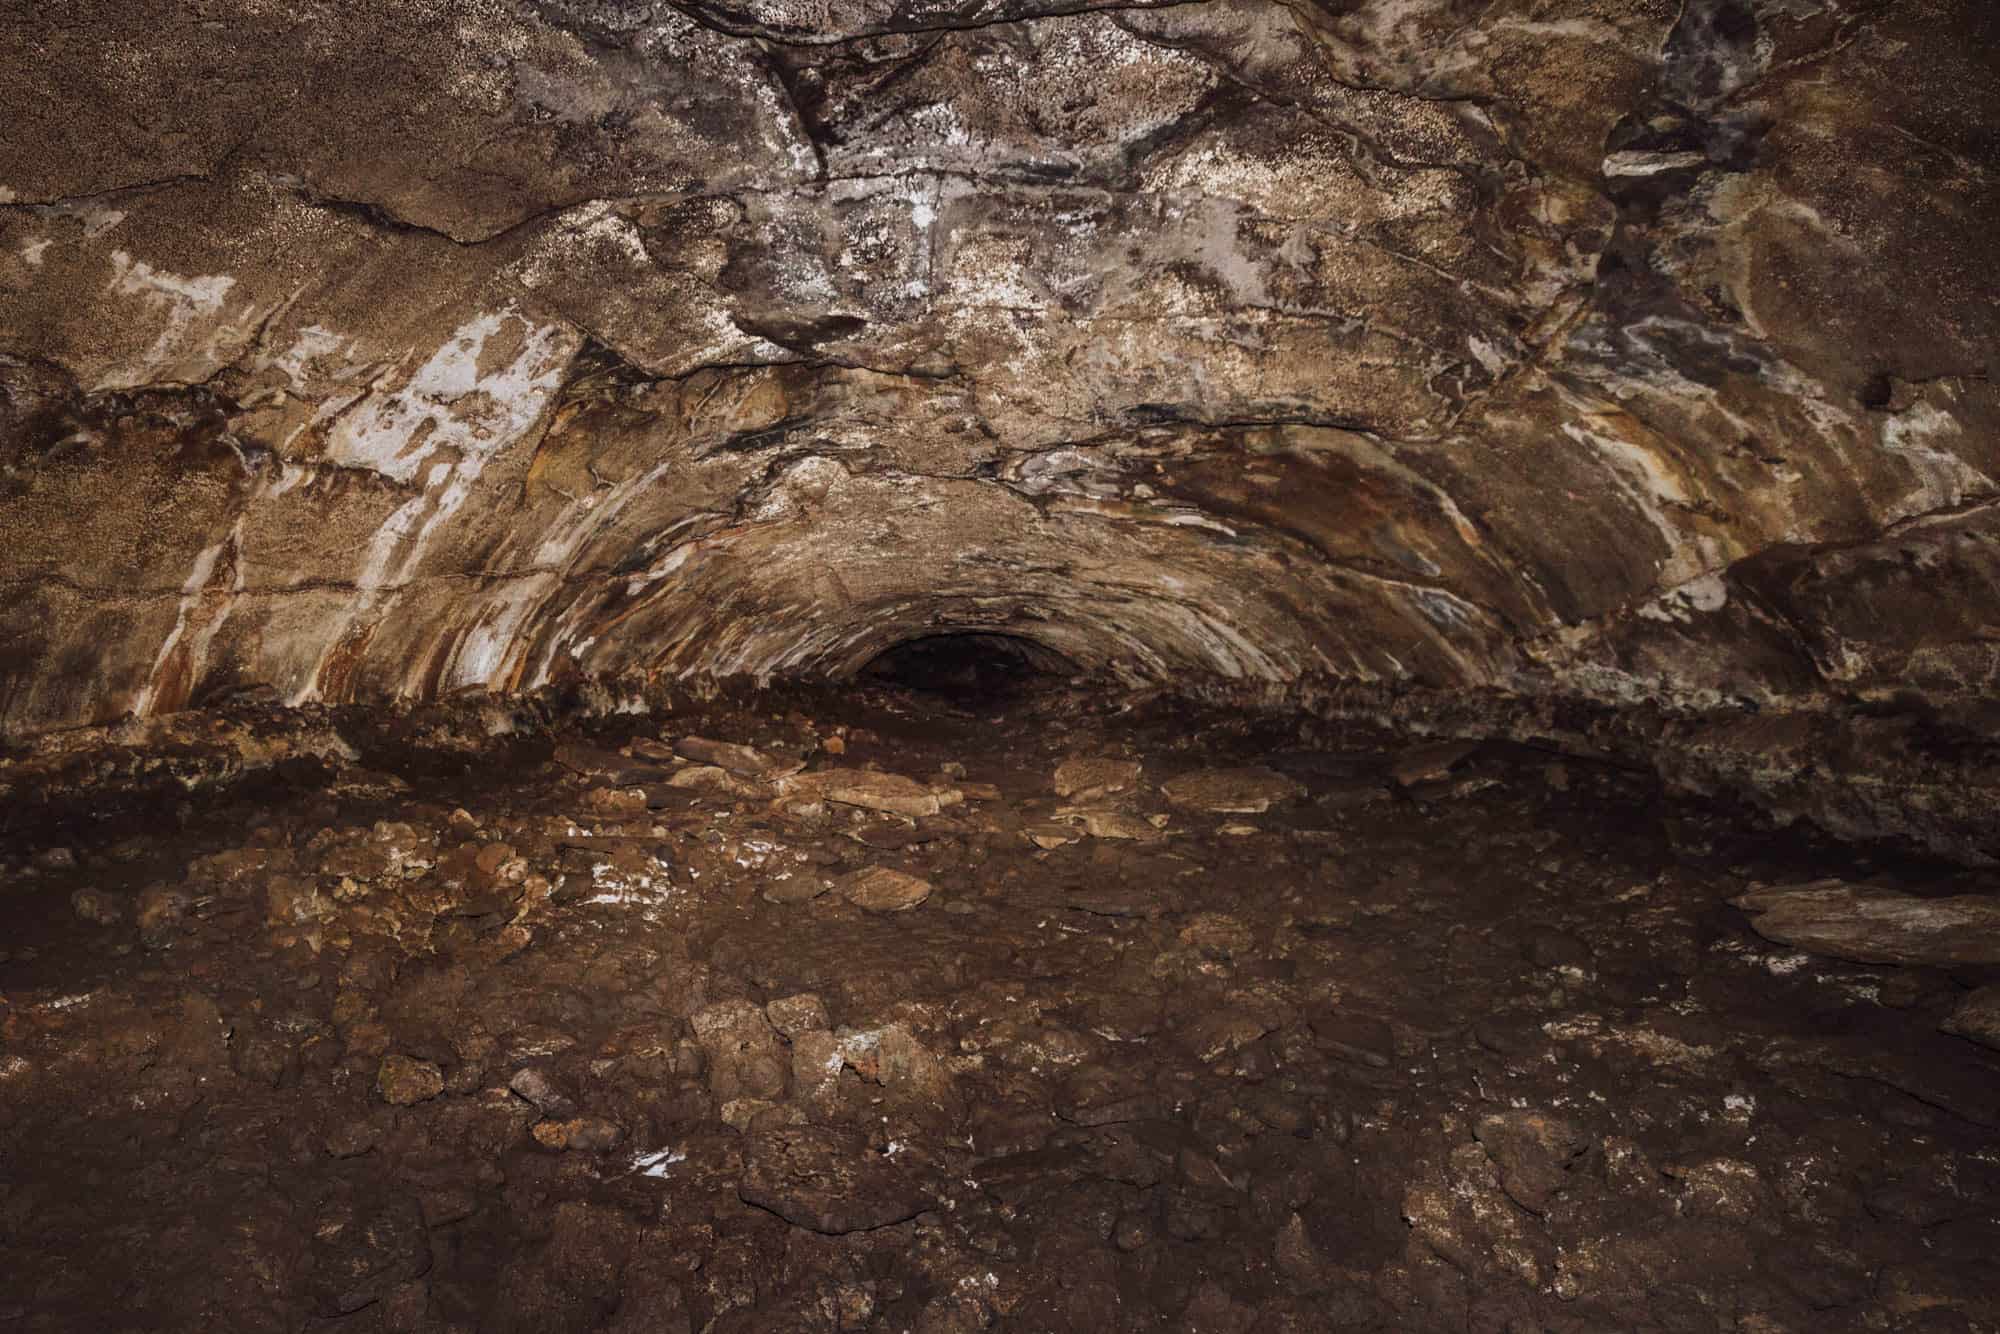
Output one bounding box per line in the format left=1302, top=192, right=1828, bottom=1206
left=738, top=1126, right=933, bottom=1234
left=839, top=866, right=933, bottom=913
left=377, top=1055, right=445, bottom=1106
left=1942, top=985, right=2000, bottom=1051
left=1053, top=756, right=1142, bottom=800
left=1732, top=880, right=2000, bottom=965
left=1162, top=768, right=1303, bottom=814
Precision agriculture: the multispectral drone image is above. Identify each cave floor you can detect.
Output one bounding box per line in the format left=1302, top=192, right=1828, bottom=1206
left=1, top=687, right=1997, bottom=1333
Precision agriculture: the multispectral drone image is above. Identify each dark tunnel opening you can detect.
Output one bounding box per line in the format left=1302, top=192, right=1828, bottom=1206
left=858, top=632, right=1079, bottom=703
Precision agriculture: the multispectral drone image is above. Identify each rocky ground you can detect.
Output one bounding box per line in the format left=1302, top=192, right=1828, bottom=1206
left=2, top=682, right=1997, bottom=1333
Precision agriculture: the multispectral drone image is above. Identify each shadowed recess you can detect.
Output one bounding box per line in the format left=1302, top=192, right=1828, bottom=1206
left=858, top=632, right=1078, bottom=701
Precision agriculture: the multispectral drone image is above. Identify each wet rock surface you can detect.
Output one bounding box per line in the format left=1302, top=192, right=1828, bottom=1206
left=1, top=683, right=1996, bottom=1331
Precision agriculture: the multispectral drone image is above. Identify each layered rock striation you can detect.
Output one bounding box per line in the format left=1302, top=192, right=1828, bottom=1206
left=1, top=0, right=1995, bottom=736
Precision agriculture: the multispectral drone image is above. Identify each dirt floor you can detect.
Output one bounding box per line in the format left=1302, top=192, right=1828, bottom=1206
left=1, top=680, right=1997, bottom=1333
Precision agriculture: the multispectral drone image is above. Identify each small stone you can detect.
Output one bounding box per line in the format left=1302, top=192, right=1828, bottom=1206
left=674, top=735, right=800, bottom=779
left=377, top=1055, right=445, bottom=1106
left=1053, top=756, right=1142, bottom=800
left=1942, top=985, right=2000, bottom=1051
left=666, top=765, right=763, bottom=798
left=1076, top=809, right=1161, bottom=841
left=765, top=993, right=830, bottom=1037
left=1024, top=823, right=1080, bottom=849
left=690, top=1000, right=788, bottom=1101
left=762, top=872, right=831, bottom=905
left=805, top=768, right=941, bottom=817
left=32, top=847, right=76, bottom=871
left=508, top=1066, right=576, bottom=1118
left=1161, top=767, right=1302, bottom=814
left=583, top=786, right=648, bottom=815
left=1179, top=912, right=1253, bottom=960
left=839, top=866, right=933, bottom=913
left=533, top=1116, right=624, bottom=1152
left=792, top=1030, right=845, bottom=1101
left=70, top=887, right=124, bottom=925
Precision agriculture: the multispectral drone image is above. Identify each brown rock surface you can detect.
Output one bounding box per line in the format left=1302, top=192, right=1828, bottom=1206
left=0, top=0, right=1991, bottom=872
left=738, top=1126, right=934, bottom=1235
left=1162, top=768, right=1304, bottom=815
left=1732, top=881, right=2000, bottom=966
left=1942, top=986, right=2000, bottom=1052
left=839, top=866, right=934, bottom=913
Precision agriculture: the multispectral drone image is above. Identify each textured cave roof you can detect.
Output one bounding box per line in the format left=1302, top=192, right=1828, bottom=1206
left=0, top=0, right=1996, bottom=733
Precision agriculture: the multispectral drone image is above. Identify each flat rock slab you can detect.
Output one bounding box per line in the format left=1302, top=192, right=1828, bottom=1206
left=846, top=824, right=939, bottom=851
left=666, top=764, right=766, bottom=799
left=1162, top=767, right=1303, bottom=814
left=798, top=768, right=942, bottom=818
left=762, top=873, right=830, bottom=906
left=674, top=735, right=802, bottom=780
left=738, top=1126, right=932, bottom=1234
left=839, top=866, right=933, bottom=912
left=1071, top=808, right=1164, bottom=842
left=552, top=742, right=669, bottom=786
left=1731, top=880, right=2000, bottom=966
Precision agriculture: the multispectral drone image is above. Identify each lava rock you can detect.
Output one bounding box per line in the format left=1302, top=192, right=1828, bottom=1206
left=508, top=1066, right=577, bottom=1118
left=69, top=887, right=124, bottom=925
left=738, top=1126, right=933, bottom=1234
left=1473, top=1110, right=1588, bottom=1214
left=377, top=1055, right=445, bottom=1106
left=765, top=993, right=830, bottom=1037
left=1053, top=756, right=1142, bottom=799
left=1942, top=985, right=2000, bottom=1051
left=1161, top=768, right=1303, bottom=814
left=309, top=1192, right=431, bottom=1316
left=838, top=866, right=933, bottom=913
left=689, top=999, right=788, bottom=1101
left=1732, top=880, right=2000, bottom=965
left=532, top=1116, right=624, bottom=1152
left=1307, top=1011, right=1393, bottom=1069
left=674, top=735, right=800, bottom=780
left=806, top=769, right=943, bottom=818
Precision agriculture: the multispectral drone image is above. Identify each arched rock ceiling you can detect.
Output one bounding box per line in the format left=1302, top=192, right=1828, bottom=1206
left=1, top=0, right=1996, bottom=732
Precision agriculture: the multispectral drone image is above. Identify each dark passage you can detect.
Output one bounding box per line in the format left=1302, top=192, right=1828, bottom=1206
left=859, top=633, right=1076, bottom=703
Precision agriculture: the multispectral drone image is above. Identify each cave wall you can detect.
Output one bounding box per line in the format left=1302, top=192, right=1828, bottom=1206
left=1, top=0, right=1996, bottom=735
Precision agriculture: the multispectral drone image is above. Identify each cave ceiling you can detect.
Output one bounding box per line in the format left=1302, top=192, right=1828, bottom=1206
left=1, top=0, right=1996, bottom=733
